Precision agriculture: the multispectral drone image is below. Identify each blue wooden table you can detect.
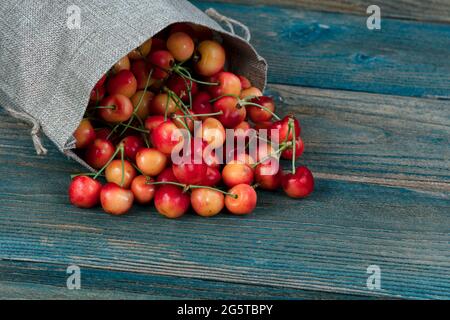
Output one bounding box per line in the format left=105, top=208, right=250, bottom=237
left=0, top=0, right=449, bottom=299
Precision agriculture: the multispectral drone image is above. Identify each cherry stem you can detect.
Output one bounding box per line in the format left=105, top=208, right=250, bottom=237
left=70, top=172, right=102, bottom=179
left=119, top=69, right=154, bottom=136
left=145, top=181, right=238, bottom=198
left=118, top=123, right=149, bottom=133
left=95, top=105, right=115, bottom=109
left=209, top=94, right=281, bottom=120
left=93, top=144, right=124, bottom=180
left=173, top=65, right=219, bottom=86
left=251, top=142, right=291, bottom=168
left=173, top=111, right=223, bottom=118
left=240, top=101, right=281, bottom=120
left=290, top=120, right=296, bottom=174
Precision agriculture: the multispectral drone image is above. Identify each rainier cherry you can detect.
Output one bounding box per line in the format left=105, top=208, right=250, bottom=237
left=270, top=115, right=300, bottom=143
left=98, top=94, right=134, bottom=123
left=195, top=117, right=225, bottom=148
left=190, top=188, right=224, bottom=217
left=167, top=32, right=195, bottom=62
left=89, top=85, right=105, bottom=105
left=238, top=75, right=252, bottom=90
left=213, top=96, right=246, bottom=129
left=192, top=92, right=213, bottom=119
left=69, top=176, right=102, bottom=208
left=195, top=40, right=226, bottom=77
left=85, top=138, right=115, bottom=169
left=148, top=50, right=174, bottom=79
left=202, top=166, right=221, bottom=186
left=157, top=167, right=178, bottom=183
left=151, top=120, right=184, bottom=155
left=240, top=87, right=263, bottom=100
left=105, top=159, right=137, bottom=189
left=167, top=75, right=198, bottom=103
left=119, top=135, right=144, bottom=161
left=144, top=115, right=165, bottom=133
left=225, top=184, right=257, bottom=215
left=150, top=93, right=177, bottom=116
left=208, top=71, right=242, bottom=98
left=281, top=166, right=314, bottom=199
left=154, top=184, right=190, bottom=219
left=128, top=38, right=152, bottom=59
left=136, top=148, right=168, bottom=177
left=281, top=138, right=304, bottom=160
left=106, top=70, right=137, bottom=98
left=131, top=175, right=156, bottom=204
left=112, top=55, right=130, bottom=73
left=130, top=59, right=154, bottom=90
left=254, top=159, right=282, bottom=191
left=222, top=162, right=254, bottom=188
left=130, top=90, right=154, bottom=121
left=247, top=96, right=276, bottom=123
left=74, top=119, right=96, bottom=149
left=100, top=183, right=134, bottom=215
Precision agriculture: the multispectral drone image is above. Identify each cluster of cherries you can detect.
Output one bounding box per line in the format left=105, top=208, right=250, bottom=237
left=68, top=23, right=314, bottom=218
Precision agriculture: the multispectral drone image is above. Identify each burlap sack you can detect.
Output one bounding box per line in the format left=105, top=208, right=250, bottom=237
left=0, top=0, right=267, bottom=168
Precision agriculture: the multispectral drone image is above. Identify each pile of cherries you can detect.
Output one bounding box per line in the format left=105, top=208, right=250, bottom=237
left=68, top=23, right=314, bottom=218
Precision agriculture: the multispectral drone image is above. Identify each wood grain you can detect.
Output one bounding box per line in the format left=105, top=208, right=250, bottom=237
left=201, top=0, right=450, bottom=24
left=0, top=82, right=449, bottom=299
left=193, top=1, right=450, bottom=98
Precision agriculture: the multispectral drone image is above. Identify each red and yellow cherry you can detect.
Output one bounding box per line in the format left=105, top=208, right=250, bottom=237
left=195, top=40, right=226, bottom=77
left=128, top=38, right=152, bottom=59
left=208, top=71, right=242, bottom=98
left=156, top=167, right=178, bottom=183
left=255, top=159, right=282, bottom=191
left=131, top=175, right=156, bottom=204
left=238, top=75, right=252, bottom=90
left=247, top=96, right=275, bottom=123
left=94, top=74, right=107, bottom=88
left=151, top=120, right=184, bottom=155
left=98, top=94, right=134, bottom=123
left=119, top=135, right=144, bottom=161
left=136, top=148, right=168, bottom=176
left=148, top=50, right=174, bottom=79
left=240, top=87, right=263, bottom=100
left=106, top=69, right=137, bottom=98
left=130, top=90, right=154, bottom=121
left=150, top=93, right=177, bottom=116
left=192, top=92, right=213, bottom=119
left=167, top=32, right=195, bottom=61
left=150, top=37, right=166, bottom=53
left=89, top=85, right=105, bottom=105
left=270, top=115, right=300, bottom=143
left=225, top=184, right=257, bottom=215
left=281, top=137, right=304, bottom=160
left=95, top=127, right=113, bottom=141
left=130, top=59, right=155, bottom=90
left=112, top=55, right=130, bottom=73
left=100, top=183, right=134, bottom=215
left=190, top=188, right=224, bottom=217
left=144, top=115, right=165, bottom=133
left=85, top=138, right=115, bottom=169
left=74, top=119, right=96, bottom=149
left=226, top=148, right=255, bottom=167
left=202, top=166, right=221, bottom=186
left=213, top=96, right=246, bottom=128
left=195, top=117, right=225, bottom=148
left=166, top=75, right=198, bottom=102
left=69, top=176, right=102, bottom=208
left=281, top=166, right=314, bottom=198
left=222, top=161, right=254, bottom=187
left=154, top=184, right=190, bottom=219
left=105, top=159, right=137, bottom=189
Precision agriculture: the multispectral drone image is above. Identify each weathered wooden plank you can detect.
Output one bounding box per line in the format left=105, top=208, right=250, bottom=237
left=0, top=260, right=371, bottom=299
left=193, top=1, right=450, bottom=98
left=201, top=0, right=450, bottom=24
left=0, top=82, right=449, bottom=299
